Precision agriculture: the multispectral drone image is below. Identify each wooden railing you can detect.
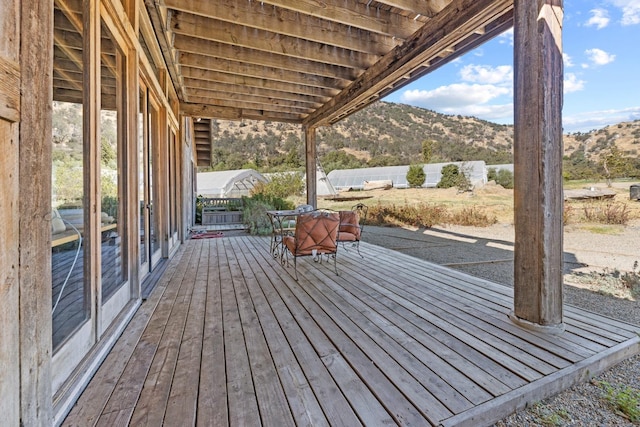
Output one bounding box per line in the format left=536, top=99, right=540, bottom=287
left=200, top=198, right=244, bottom=225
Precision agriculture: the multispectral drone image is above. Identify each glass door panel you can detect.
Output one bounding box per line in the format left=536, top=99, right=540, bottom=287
left=138, top=82, right=162, bottom=279
left=51, top=4, right=90, bottom=356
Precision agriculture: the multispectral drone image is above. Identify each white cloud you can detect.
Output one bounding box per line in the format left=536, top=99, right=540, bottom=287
left=584, top=48, right=616, bottom=66
left=399, top=63, right=514, bottom=122
left=459, top=64, right=513, bottom=85
left=609, top=0, right=640, bottom=25
left=564, top=73, right=585, bottom=93
left=585, top=8, right=611, bottom=29
left=401, top=84, right=509, bottom=109
left=563, top=106, right=640, bottom=132
left=498, top=28, right=514, bottom=46
left=563, top=53, right=574, bottom=68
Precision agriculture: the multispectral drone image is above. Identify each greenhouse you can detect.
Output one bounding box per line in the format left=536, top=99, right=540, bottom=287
left=327, top=161, right=488, bottom=190
left=197, top=169, right=267, bottom=198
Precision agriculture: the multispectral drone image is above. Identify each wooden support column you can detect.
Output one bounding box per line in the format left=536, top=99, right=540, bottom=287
left=511, top=0, right=565, bottom=333
left=304, top=126, right=317, bottom=209
left=19, top=0, right=54, bottom=423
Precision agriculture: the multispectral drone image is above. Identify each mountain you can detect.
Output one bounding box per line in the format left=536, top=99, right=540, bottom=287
left=208, top=101, right=640, bottom=175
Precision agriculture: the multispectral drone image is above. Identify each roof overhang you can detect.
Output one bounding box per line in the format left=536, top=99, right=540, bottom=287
left=145, top=0, right=514, bottom=127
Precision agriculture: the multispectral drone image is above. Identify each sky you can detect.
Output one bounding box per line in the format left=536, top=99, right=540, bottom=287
left=383, top=0, right=640, bottom=133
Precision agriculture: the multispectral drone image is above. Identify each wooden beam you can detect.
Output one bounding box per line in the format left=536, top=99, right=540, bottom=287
left=182, top=62, right=340, bottom=102
left=303, top=0, right=513, bottom=127
left=183, top=80, right=323, bottom=109
left=511, top=0, right=564, bottom=332
left=179, top=54, right=347, bottom=92
left=180, top=78, right=329, bottom=105
left=163, top=0, right=402, bottom=52
left=375, top=0, right=452, bottom=16
left=185, top=92, right=315, bottom=115
left=304, top=126, right=317, bottom=208
left=173, top=34, right=360, bottom=82
left=170, top=12, right=380, bottom=68
left=256, top=0, right=422, bottom=38
left=180, top=102, right=304, bottom=123
left=19, top=0, right=54, bottom=424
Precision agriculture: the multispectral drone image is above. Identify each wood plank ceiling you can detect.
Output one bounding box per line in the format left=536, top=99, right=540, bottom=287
left=147, top=0, right=514, bottom=128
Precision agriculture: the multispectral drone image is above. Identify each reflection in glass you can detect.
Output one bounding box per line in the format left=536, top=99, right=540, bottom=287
left=138, top=89, right=147, bottom=265
left=51, top=3, right=89, bottom=351
left=100, top=20, right=127, bottom=302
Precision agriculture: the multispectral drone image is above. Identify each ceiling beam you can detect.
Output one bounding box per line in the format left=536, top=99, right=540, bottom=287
left=180, top=78, right=328, bottom=106
left=374, top=0, right=452, bottom=17
left=173, top=35, right=361, bottom=82
left=180, top=102, right=305, bottom=123
left=179, top=55, right=347, bottom=92
left=163, top=0, right=401, bottom=53
left=304, top=0, right=513, bottom=126
left=257, top=0, right=422, bottom=38
left=170, top=12, right=380, bottom=69
left=180, top=69, right=339, bottom=101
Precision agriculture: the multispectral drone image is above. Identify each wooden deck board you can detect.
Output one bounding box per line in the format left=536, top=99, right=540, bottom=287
left=62, top=236, right=640, bottom=427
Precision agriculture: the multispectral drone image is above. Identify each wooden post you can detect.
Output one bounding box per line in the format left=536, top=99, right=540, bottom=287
left=304, top=126, right=317, bottom=209
left=0, top=0, right=22, bottom=424
left=18, top=0, right=54, bottom=423
left=511, top=0, right=565, bottom=333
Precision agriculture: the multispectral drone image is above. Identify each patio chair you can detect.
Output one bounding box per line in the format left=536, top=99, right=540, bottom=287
left=337, top=203, right=368, bottom=257
left=283, top=210, right=339, bottom=280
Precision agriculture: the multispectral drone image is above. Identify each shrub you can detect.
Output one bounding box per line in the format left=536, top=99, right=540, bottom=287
left=241, top=194, right=294, bottom=235
left=582, top=202, right=630, bottom=225
left=487, top=167, right=498, bottom=182
left=251, top=172, right=304, bottom=199
left=406, top=164, right=426, bottom=187
left=495, top=169, right=514, bottom=189
left=437, top=164, right=470, bottom=191
left=437, top=164, right=460, bottom=188
left=365, top=203, right=496, bottom=228
left=447, top=207, right=497, bottom=227
left=367, top=203, right=447, bottom=228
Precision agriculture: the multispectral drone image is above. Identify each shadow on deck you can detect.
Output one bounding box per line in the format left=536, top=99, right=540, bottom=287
left=62, top=236, right=640, bottom=426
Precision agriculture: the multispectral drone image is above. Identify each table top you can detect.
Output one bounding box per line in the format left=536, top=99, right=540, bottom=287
left=266, top=210, right=301, bottom=217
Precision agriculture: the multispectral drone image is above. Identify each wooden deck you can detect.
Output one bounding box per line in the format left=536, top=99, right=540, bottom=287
left=62, top=236, right=640, bottom=427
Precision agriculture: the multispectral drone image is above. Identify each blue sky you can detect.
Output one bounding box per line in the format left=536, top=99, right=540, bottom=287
left=383, top=0, right=640, bottom=133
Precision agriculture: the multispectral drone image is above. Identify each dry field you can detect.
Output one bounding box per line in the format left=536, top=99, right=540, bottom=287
left=318, top=180, right=640, bottom=229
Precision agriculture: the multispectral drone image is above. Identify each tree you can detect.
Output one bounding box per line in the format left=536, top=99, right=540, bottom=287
left=422, top=140, right=435, bottom=163
left=600, top=146, right=634, bottom=186
left=437, top=164, right=469, bottom=190
left=406, top=164, right=426, bottom=187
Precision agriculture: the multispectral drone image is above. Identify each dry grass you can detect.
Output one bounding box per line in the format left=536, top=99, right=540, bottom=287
left=317, top=180, right=640, bottom=227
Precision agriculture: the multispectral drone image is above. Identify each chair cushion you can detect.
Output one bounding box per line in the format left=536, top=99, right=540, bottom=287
left=338, top=210, right=360, bottom=239
left=289, top=211, right=339, bottom=256
left=338, top=231, right=357, bottom=242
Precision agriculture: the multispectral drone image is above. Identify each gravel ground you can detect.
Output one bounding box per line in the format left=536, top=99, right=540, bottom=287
left=363, top=224, right=640, bottom=426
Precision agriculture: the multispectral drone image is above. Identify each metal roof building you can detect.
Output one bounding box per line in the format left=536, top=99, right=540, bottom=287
left=327, top=161, right=487, bottom=190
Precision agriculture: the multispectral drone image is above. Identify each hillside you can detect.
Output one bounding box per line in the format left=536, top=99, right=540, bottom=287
left=207, top=101, right=640, bottom=175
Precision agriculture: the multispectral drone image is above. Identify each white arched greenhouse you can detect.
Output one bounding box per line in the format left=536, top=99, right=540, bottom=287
left=197, top=169, right=268, bottom=198
left=327, top=161, right=488, bottom=191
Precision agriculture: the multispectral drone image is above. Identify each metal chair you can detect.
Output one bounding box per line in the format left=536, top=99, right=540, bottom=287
left=282, top=210, right=339, bottom=280
left=337, top=203, right=368, bottom=257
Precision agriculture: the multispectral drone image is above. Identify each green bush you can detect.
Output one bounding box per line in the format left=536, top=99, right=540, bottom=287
left=241, top=194, right=294, bottom=235
left=406, top=164, right=426, bottom=187
left=495, top=169, right=514, bottom=189
left=437, top=164, right=470, bottom=191
left=252, top=172, right=304, bottom=199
